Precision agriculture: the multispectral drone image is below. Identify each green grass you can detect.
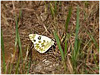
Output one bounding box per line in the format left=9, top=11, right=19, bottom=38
left=64, top=38, right=67, bottom=58
left=14, top=10, right=23, bottom=74
left=65, top=6, right=72, bottom=32
left=1, top=2, right=99, bottom=74
left=71, top=5, right=80, bottom=73
left=4, top=10, right=30, bottom=74
left=54, top=31, right=67, bottom=71
left=86, top=31, right=99, bottom=67
left=84, top=1, right=89, bottom=8
left=15, top=10, right=22, bottom=58
left=54, top=5, right=72, bottom=60
left=8, top=62, right=13, bottom=74
left=54, top=31, right=65, bottom=61
left=27, top=58, right=31, bottom=74
left=53, top=6, right=72, bottom=71
left=50, top=3, right=55, bottom=18
left=1, top=29, right=6, bottom=73
left=87, top=32, right=99, bottom=51
left=15, top=56, right=20, bottom=74
left=54, top=1, right=57, bottom=15
left=50, top=2, right=57, bottom=18
left=64, top=6, right=72, bottom=58
left=50, top=2, right=55, bottom=18
left=8, top=12, right=23, bottom=72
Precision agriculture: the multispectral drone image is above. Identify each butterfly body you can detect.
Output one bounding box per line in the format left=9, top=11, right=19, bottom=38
left=29, top=34, right=54, bottom=53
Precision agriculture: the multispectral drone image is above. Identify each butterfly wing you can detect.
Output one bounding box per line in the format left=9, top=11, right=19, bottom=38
left=29, top=34, right=54, bottom=53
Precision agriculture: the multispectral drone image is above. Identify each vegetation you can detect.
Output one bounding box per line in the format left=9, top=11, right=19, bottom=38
left=1, top=1, right=99, bottom=74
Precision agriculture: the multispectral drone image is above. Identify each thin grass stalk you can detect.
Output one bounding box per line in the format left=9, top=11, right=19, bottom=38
left=15, top=10, right=23, bottom=73
left=74, top=5, right=80, bottom=59
left=15, top=10, right=22, bottom=59
left=8, top=45, right=18, bottom=73
left=64, top=37, right=67, bottom=58
left=65, top=6, right=72, bottom=32
left=64, top=6, right=72, bottom=59
left=50, top=2, right=55, bottom=18
left=86, top=31, right=99, bottom=66
left=54, top=1, right=57, bottom=16
left=27, top=59, right=31, bottom=74
left=23, top=45, right=29, bottom=73
left=27, top=50, right=32, bottom=74
left=44, top=1, right=48, bottom=13
left=54, top=31, right=67, bottom=71
left=72, top=5, right=80, bottom=72
left=18, top=34, right=22, bottom=59
left=54, top=31, right=64, bottom=61
left=15, top=56, right=20, bottom=74
left=87, top=32, right=99, bottom=51
left=8, top=63, right=12, bottom=74
left=74, top=5, right=80, bottom=57
left=1, top=29, right=6, bottom=73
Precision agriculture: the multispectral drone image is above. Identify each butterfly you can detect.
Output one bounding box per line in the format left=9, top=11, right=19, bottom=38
left=29, top=34, right=54, bottom=53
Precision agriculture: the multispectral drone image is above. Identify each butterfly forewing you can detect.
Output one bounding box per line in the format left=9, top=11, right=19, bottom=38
left=29, top=34, right=54, bottom=53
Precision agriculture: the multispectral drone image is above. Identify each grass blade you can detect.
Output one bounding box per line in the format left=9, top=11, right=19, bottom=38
left=54, top=31, right=64, bottom=61
left=27, top=59, right=31, bottom=74
left=15, top=10, right=23, bottom=73
left=64, top=37, right=67, bottom=58
left=74, top=5, right=80, bottom=58
left=65, top=6, right=72, bottom=32
left=72, top=5, right=80, bottom=71
left=15, top=10, right=22, bottom=59
left=15, top=56, right=20, bottom=74
left=64, top=6, right=72, bottom=57
left=54, top=1, right=57, bottom=15
left=50, top=2, right=57, bottom=18
left=1, top=29, right=6, bottom=73
left=86, top=31, right=99, bottom=66
left=87, top=32, right=99, bottom=51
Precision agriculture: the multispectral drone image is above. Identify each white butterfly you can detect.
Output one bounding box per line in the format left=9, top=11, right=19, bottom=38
left=29, top=34, right=54, bottom=53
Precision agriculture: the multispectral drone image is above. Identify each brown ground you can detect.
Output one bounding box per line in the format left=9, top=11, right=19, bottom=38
left=1, top=1, right=99, bottom=74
